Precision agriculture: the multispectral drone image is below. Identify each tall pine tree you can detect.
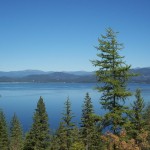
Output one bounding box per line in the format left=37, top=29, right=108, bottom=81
left=62, top=97, right=75, bottom=150
left=92, top=28, right=134, bottom=135
left=80, top=93, right=102, bottom=150
left=129, top=89, right=148, bottom=149
left=81, top=93, right=94, bottom=150
left=0, top=110, right=9, bottom=150
left=50, top=98, right=79, bottom=150
left=52, top=122, right=67, bottom=150
left=24, top=96, right=50, bottom=150
left=10, top=113, right=24, bottom=150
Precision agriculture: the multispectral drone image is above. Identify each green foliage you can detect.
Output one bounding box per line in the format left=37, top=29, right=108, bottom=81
left=50, top=98, right=78, bottom=150
left=144, top=103, right=150, bottom=129
left=70, top=141, right=84, bottom=150
left=10, top=113, right=24, bottom=150
left=80, top=93, right=94, bottom=141
left=80, top=93, right=102, bottom=150
left=143, top=103, right=150, bottom=149
left=128, top=89, right=149, bottom=149
left=24, top=96, right=50, bottom=150
left=52, top=122, right=67, bottom=150
left=129, top=89, right=145, bottom=137
left=0, top=110, right=9, bottom=150
left=61, top=97, right=75, bottom=150
left=92, top=28, right=135, bottom=134
left=62, top=97, right=75, bottom=129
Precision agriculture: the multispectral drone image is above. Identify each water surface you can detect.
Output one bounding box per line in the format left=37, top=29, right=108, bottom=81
left=0, top=82, right=150, bottom=131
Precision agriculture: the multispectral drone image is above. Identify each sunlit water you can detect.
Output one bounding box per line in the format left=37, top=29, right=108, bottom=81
left=0, top=82, right=150, bottom=132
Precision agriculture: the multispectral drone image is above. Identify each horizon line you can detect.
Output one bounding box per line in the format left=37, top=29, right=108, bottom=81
left=0, top=67, right=150, bottom=72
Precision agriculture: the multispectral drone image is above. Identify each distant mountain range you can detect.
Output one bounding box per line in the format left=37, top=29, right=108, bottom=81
left=0, top=68, right=150, bottom=83
left=0, top=70, right=96, bottom=83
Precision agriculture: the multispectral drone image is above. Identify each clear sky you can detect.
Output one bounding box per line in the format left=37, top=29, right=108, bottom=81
left=0, top=0, right=150, bottom=71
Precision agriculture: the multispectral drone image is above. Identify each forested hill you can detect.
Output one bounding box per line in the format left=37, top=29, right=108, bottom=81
left=129, top=67, right=150, bottom=83
left=0, top=71, right=96, bottom=83
left=0, top=68, right=150, bottom=83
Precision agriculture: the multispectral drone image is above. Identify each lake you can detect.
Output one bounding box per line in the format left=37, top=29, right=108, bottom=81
left=0, top=82, right=150, bottom=132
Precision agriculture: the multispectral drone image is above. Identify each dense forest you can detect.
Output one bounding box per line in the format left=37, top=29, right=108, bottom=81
left=1, top=28, right=150, bottom=150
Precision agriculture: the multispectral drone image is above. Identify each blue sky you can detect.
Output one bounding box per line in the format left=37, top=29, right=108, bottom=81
left=0, top=0, right=150, bottom=71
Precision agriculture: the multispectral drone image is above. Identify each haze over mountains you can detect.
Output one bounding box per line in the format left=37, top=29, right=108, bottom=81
left=0, top=70, right=95, bottom=83
left=0, top=67, right=150, bottom=83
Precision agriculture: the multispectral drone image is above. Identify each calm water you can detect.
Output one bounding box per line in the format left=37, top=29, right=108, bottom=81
left=0, top=82, right=150, bottom=132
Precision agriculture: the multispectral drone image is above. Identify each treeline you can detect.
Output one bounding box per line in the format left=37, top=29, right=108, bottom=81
left=1, top=28, right=150, bottom=150
left=0, top=91, right=150, bottom=150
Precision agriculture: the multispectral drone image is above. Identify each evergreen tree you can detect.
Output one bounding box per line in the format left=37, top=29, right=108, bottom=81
left=143, top=104, right=150, bottom=127
left=129, top=89, right=149, bottom=149
left=10, top=113, right=24, bottom=150
left=52, top=122, right=67, bottom=150
left=143, top=103, right=150, bottom=149
left=49, top=135, right=59, bottom=150
left=62, top=97, right=75, bottom=150
left=0, top=110, right=9, bottom=150
left=70, top=141, right=84, bottom=150
left=50, top=98, right=79, bottom=150
left=81, top=93, right=94, bottom=150
left=92, top=28, right=134, bottom=135
left=130, top=89, right=145, bottom=138
left=80, top=93, right=102, bottom=150
left=24, top=96, right=50, bottom=150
